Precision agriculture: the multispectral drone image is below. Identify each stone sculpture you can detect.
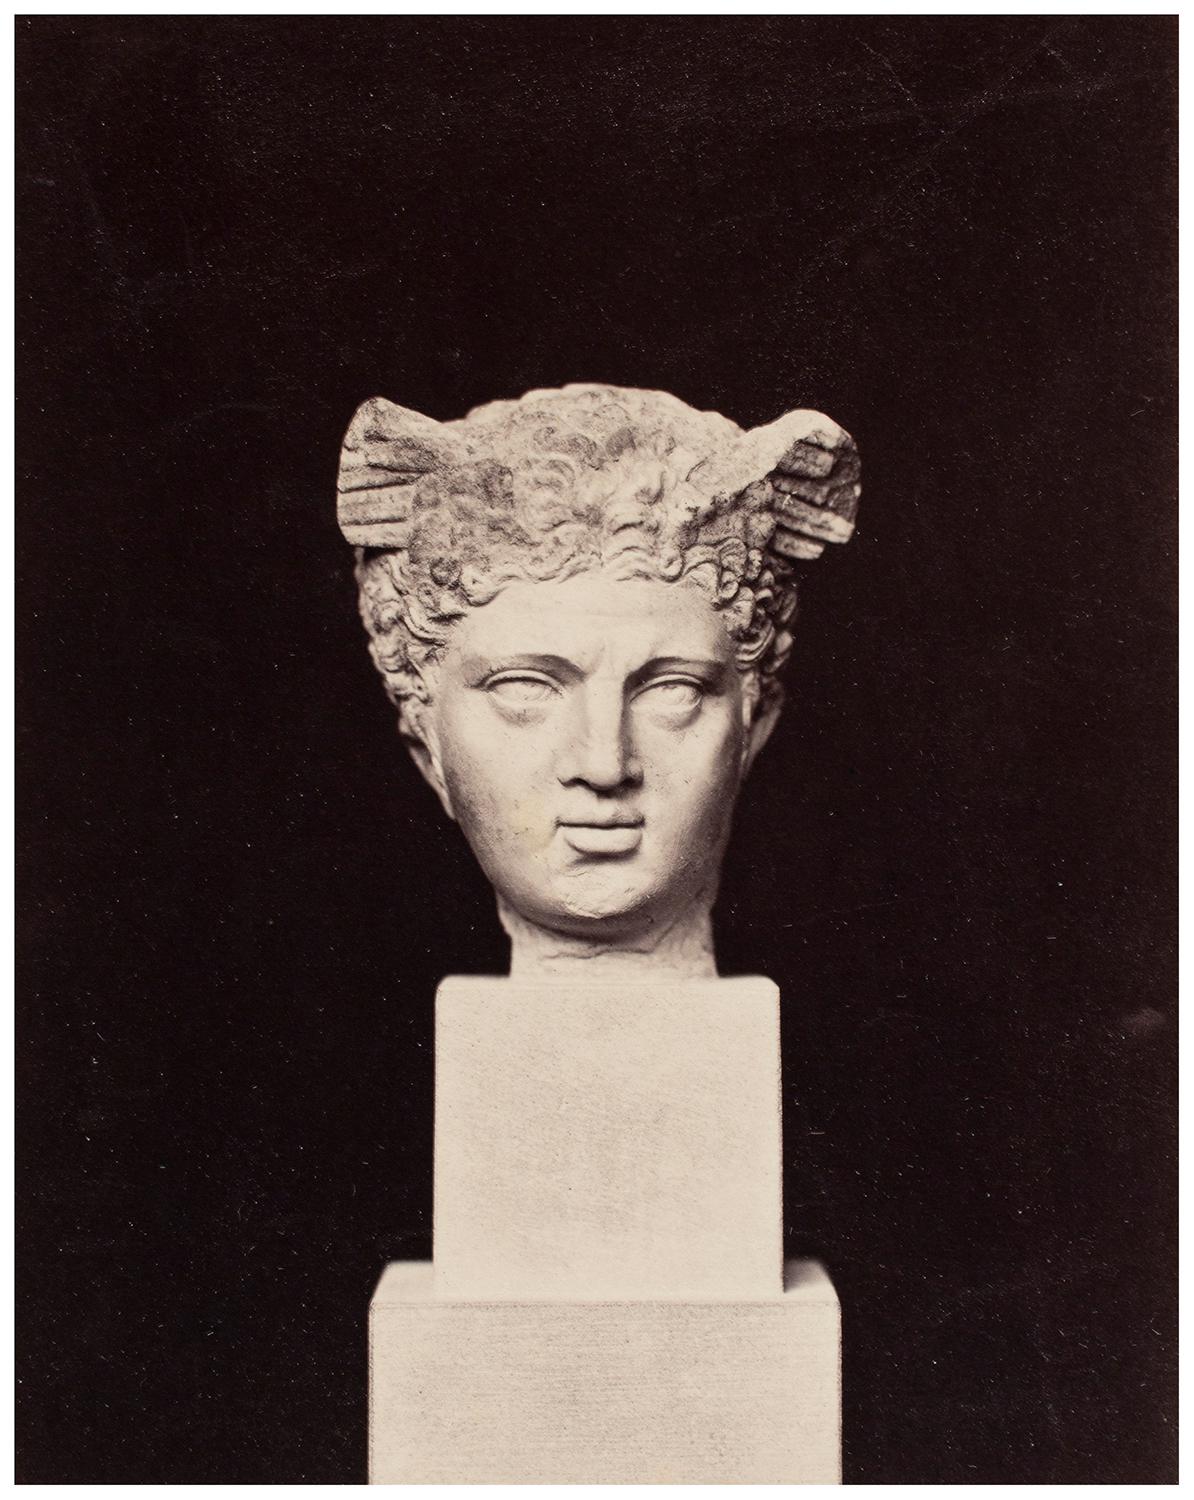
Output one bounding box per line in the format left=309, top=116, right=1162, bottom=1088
left=340, top=383, right=859, bottom=978
left=338, top=383, right=860, bottom=1483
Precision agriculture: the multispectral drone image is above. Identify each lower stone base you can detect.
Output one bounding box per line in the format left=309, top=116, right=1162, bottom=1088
left=368, top=1259, right=841, bottom=1484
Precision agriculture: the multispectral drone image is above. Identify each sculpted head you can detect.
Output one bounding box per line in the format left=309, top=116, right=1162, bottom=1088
left=339, top=384, right=859, bottom=977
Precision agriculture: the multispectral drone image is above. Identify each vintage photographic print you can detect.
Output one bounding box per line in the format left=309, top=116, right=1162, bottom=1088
left=16, top=14, right=1176, bottom=1484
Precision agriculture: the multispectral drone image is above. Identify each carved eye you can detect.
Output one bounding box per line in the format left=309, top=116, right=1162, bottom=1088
left=486, top=674, right=558, bottom=706
left=636, top=679, right=704, bottom=712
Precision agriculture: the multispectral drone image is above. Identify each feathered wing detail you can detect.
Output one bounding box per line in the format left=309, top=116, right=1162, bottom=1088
left=337, top=397, right=472, bottom=547
left=338, top=385, right=861, bottom=742
left=693, top=408, right=861, bottom=562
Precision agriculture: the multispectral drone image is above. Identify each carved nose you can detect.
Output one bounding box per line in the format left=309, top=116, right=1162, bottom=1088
left=556, top=689, right=642, bottom=793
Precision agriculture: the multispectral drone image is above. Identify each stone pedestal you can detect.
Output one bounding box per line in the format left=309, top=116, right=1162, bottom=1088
left=435, top=975, right=783, bottom=1300
left=368, top=976, right=841, bottom=1484
left=370, top=1259, right=840, bottom=1484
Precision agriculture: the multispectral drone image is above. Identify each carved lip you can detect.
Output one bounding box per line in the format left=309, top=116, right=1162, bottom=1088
left=557, top=816, right=644, bottom=830
left=559, top=823, right=644, bottom=857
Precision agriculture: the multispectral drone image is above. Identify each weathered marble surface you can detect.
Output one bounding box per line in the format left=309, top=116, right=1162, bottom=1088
left=341, top=385, right=857, bottom=1483
left=338, top=384, right=859, bottom=978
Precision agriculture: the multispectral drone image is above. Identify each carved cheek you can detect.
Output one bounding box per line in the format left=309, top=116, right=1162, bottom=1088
left=649, top=709, right=742, bottom=808
left=439, top=704, right=561, bottom=857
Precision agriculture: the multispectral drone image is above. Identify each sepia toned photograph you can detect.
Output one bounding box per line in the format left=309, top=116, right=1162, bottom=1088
left=16, top=14, right=1176, bottom=1484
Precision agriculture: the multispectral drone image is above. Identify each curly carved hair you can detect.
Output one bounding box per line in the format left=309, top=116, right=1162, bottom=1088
left=337, top=384, right=859, bottom=743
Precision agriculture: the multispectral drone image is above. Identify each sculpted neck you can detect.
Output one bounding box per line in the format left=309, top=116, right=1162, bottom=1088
left=498, top=898, right=718, bottom=981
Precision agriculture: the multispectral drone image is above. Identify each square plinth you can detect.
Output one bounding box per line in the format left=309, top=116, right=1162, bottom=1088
left=369, top=1259, right=841, bottom=1484
left=434, top=974, right=783, bottom=1301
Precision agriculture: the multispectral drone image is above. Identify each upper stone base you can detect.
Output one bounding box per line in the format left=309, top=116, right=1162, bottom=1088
left=434, top=975, right=783, bottom=1301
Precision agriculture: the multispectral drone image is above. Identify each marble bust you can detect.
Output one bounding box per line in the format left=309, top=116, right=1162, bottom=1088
left=338, top=383, right=859, bottom=980
left=351, top=384, right=861, bottom=1482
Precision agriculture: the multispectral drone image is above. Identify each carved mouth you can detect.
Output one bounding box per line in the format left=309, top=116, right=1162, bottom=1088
left=558, top=822, right=644, bottom=857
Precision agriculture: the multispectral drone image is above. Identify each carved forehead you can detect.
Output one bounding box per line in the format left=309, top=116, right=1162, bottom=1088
left=444, top=573, right=738, bottom=678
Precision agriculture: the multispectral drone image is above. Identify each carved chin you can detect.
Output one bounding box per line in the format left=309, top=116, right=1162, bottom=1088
left=537, top=859, right=703, bottom=933
left=556, top=876, right=647, bottom=925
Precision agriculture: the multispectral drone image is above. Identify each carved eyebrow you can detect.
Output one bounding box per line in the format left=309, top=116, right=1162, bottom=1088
left=629, top=657, right=729, bottom=691
left=465, top=652, right=584, bottom=684
left=461, top=652, right=730, bottom=690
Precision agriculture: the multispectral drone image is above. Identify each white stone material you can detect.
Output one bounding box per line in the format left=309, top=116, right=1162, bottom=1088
left=434, top=975, right=783, bottom=1301
left=369, top=1258, right=841, bottom=1485
left=341, top=385, right=860, bottom=985
left=338, top=387, right=861, bottom=1483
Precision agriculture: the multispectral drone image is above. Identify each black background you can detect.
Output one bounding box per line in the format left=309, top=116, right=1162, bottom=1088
left=17, top=15, right=1176, bottom=1485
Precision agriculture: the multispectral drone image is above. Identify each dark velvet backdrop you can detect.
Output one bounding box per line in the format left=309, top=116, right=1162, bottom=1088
left=17, top=15, right=1176, bottom=1484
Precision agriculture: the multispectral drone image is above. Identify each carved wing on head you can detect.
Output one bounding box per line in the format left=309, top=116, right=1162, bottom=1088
left=337, top=397, right=469, bottom=547
left=694, top=409, right=861, bottom=563
left=756, top=411, right=860, bottom=562
left=338, top=392, right=859, bottom=563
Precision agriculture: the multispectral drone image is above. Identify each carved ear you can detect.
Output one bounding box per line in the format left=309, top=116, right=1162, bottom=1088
left=405, top=729, right=456, bottom=822
left=337, top=397, right=470, bottom=547
left=742, top=693, right=782, bottom=777
left=695, top=409, right=861, bottom=562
